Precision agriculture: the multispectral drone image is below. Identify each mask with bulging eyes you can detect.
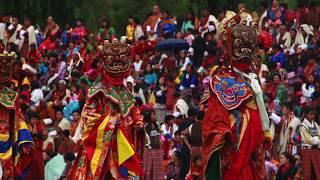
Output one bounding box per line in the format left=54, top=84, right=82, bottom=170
left=0, top=52, right=16, bottom=83
left=100, top=40, right=131, bottom=75
left=230, top=24, right=257, bottom=63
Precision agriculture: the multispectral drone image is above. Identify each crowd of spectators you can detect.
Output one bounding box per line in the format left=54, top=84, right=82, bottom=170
left=1, top=1, right=320, bottom=179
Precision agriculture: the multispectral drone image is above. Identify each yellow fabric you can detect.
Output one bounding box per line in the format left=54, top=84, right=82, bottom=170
left=174, top=69, right=183, bottom=84
left=0, top=147, right=12, bottom=160
left=0, top=134, right=9, bottom=141
left=82, top=112, right=101, bottom=140
left=148, top=92, right=156, bottom=104
left=239, top=109, right=250, bottom=146
left=117, top=129, right=134, bottom=165
left=22, top=77, right=30, bottom=86
left=90, top=115, right=110, bottom=175
left=126, top=25, right=134, bottom=41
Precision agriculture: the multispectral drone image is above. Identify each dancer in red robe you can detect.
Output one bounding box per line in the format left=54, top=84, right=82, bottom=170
left=201, top=10, right=271, bottom=180
left=0, top=51, right=44, bottom=180
left=67, top=40, right=144, bottom=180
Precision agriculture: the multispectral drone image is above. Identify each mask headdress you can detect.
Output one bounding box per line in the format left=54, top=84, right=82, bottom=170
left=100, top=39, right=131, bottom=75
left=0, top=51, right=16, bottom=83
left=219, top=9, right=259, bottom=66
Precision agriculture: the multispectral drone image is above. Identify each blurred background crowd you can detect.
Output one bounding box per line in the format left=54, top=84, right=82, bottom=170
left=1, top=0, right=320, bottom=179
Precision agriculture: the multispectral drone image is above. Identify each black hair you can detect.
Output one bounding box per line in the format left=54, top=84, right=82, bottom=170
left=31, top=81, right=40, bottom=91
left=30, top=111, right=40, bottom=119
left=165, top=115, right=175, bottom=123
left=280, top=152, right=295, bottom=165
left=282, top=102, right=293, bottom=111
left=193, top=155, right=202, bottom=163
left=260, top=1, right=268, bottom=9
left=62, top=130, right=70, bottom=137
left=72, top=110, right=81, bottom=115
left=135, top=97, right=143, bottom=107
left=174, top=151, right=182, bottom=160
left=187, top=107, right=197, bottom=117
left=197, top=111, right=205, bottom=121
left=64, top=152, right=75, bottom=161
left=303, top=106, right=315, bottom=116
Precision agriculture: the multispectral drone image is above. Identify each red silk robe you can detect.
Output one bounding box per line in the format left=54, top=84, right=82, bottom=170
left=67, top=83, right=144, bottom=180
left=202, top=68, right=266, bottom=180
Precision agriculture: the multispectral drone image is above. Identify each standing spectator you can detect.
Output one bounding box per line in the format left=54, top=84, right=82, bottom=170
left=189, top=111, right=204, bottom=167
left=199, top=8, right=218, bottom=37
left=71, top=19, right=87, bottom=42
left=134, top=18, right=145, bottom=42
left=144, top=110, right=165, bottom=180
left=143, top=5, right=162, bottom=37
left=299, top=107, right=320, bottom=180
left=7, top=16, right=22, bottom=45
left=97, top=18, right=116, bottom=42
left=155, top=76, right=168, bottom=122
left=279, top=102, right=300, bottom=155
left=301, top=74, right=315, bottom=106
left=181, top=11, right=195, bottom=33
left=19, top=17, right=37, bottom=60
left=267, top=0, right=286, bottom=27
left=156, top=11, right=176, bottom=38
left=126, top=17, right=136, bottom=43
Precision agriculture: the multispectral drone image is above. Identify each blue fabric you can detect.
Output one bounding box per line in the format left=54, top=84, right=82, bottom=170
left=61, top=31, right=69, bottom=46
left=0, top=140, right=11, bottom=153
left=180, top=73, right=197, bottom=89
left=120, top=166, right=129, bottom=178
left=17, top=129, right=33, bottom=143
left=156, top=21, right=176, bottom=38
left=63, top=101, right=80, bottom=121
left=39, top=63, right=48, bottom=76
left=267, top=8, right=286, bottom=24
left=270, top=51, right=287, bottom=67
left=144, top=73, right=158, bottom=85
left=36, top=34, right=44, bottom=47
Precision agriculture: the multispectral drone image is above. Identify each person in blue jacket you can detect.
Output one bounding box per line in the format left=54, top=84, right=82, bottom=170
left=179, top=64, right=197, bottom=90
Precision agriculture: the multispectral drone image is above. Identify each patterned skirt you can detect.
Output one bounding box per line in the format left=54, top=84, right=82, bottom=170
left=142, top=148, right=165, bottom=180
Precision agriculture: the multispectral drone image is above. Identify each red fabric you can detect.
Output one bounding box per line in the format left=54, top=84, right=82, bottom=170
left=203, top=93, right=265, bottom=179
left=222, top=106, right=265, bottom=180
left=27, top=50, right=42, bottom=64
left=202, top=94, right=231, bottom=172
left=258, top=31, right=273, bottom=50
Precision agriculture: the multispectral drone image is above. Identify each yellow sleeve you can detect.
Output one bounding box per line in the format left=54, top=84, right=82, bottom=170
left=300, top=126, right=314, bottom=146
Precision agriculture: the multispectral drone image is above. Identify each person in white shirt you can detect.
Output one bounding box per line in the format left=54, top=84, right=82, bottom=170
left=31, top=81, right=44, bottom=105
left=199, top=8, right=218, bottom=37
left=160, top=115, right=178, bottom=138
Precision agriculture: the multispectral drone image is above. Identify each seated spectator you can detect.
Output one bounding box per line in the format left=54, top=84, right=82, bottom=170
left=270, top=44, right=287, bottom=67
left=179, top=64, right=197, bottom=90
left=186, top=156, right=203, bottom=180
left=144, top=63, right=158, bottom=86
left=58, top=130, right=75, bottom=155
left=276, top=152, right=295, bottom=180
